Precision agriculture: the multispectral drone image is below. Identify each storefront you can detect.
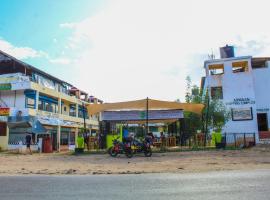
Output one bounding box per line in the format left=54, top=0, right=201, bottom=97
left=88, top=98, right=204, bottom=149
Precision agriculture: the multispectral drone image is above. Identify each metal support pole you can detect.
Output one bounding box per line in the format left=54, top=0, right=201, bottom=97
left=82, top=103, right=86, bottom=132
left=234, top=133, right=237, bottom=148
left=253, top=132, right=256, bottom=146
left=178, top=118, right=181, bottom=147
left=244, top=133, right=246, bottom=148
left=225, top=132, right=227, bottom=148
left=146, top=97, right=149, bottom=136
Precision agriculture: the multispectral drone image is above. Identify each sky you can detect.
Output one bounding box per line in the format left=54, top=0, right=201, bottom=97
left=1, top=0, right=270, bottom=102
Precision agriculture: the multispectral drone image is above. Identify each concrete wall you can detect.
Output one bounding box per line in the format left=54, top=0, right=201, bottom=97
left=253, top=64, right=270, bottom=131
left=0, top=90, right=25, bottom=108
left=205, top=57, right=259, bottom=142
left=0, top=126, right=8, bottom=150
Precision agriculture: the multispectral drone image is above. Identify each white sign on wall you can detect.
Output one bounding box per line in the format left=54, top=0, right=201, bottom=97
left=102, top=109, right=183, bottom=121
left=231, top=107, right=253, bottom=121
left=226, top=98, right=255, bottom=106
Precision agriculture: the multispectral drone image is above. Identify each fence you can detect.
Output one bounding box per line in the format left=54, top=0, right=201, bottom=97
left=224, top=132, right=256, bottom=148
left=8, top=142, right=39, bottom=152
left=179, top=132, right=256, bottom=149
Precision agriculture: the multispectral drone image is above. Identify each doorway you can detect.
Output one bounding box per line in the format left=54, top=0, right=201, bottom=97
left=257, top=113, right=268, bottom=131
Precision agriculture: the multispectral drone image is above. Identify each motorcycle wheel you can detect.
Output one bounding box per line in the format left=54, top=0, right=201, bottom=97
left=125, top=149, right=133, bottom=158
left=144, top=148, right=152, bottom=157
left=109, top=147, right=118, bottom=157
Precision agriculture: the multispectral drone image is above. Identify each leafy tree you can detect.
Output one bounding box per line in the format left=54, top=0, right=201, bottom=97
left=185, top=76, right=192, bottom=103
left=204, top=92, right=230, bottom=132
left=183, top=76, right=230, bottom=145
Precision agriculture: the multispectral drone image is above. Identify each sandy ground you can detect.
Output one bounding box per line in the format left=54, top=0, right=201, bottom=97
left=0, top=146, right=270, bottom=175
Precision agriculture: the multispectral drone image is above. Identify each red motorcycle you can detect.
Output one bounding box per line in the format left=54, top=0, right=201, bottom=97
left=108, top=137, right=133, bottom=158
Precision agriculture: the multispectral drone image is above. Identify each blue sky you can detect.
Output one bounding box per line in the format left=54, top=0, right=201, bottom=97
left=0, top=0, right=107, bottom=80
left=0, top=0, right=270, bottom=102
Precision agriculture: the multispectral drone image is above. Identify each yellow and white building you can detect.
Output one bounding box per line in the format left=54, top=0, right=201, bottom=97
left=0, top=50, right=101, bottom=151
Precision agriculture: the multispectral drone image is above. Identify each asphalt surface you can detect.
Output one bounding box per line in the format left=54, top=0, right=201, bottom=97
left=0, top=170, right=270, bottom=200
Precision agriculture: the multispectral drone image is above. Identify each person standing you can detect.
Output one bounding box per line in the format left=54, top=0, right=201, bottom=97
left=25, top=133, right=32, bottom=154
left=83, top=132, right=89, bottom=150
left=160, top=132, right=166, bottom=150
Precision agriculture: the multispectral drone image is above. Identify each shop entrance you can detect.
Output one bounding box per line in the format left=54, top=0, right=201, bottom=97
left=257, top=113, right=268, bottom=131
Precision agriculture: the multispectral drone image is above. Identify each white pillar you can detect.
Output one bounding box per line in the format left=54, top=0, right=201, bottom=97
left=58, top=98, right=62, bottom=114
left=35, top=91, right=39, bottom=111
left=75, top=127, right=78, bottom=148
left=57, top=125, right=61, bottom=152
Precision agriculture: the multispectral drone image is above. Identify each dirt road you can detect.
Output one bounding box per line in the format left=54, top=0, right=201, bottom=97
left=0, top=147, right=270, bottom=175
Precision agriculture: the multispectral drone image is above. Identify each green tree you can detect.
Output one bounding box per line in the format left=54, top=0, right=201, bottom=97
left=185, top=76, right=192, bottom=103
left=204, top=91, right=230, bottom=132
left=183, top=76, right=230, bottom=144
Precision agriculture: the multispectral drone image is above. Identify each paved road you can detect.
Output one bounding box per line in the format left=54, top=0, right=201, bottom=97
left=0, top=170, right=270, bottom=200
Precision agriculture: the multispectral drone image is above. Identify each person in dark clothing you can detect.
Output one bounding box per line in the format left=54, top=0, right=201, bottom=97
left=146, top=132, right=154, bottom=145
left=25, top=133, right=32, bottom=154
left=83, top=132, right=89, bottom=150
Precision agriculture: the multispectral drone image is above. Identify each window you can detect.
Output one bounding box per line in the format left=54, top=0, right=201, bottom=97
left=211, top=87, right=223, bottom=99
left=52, top=104, right=58, bottom=113
left=69, top=105, right=76, bottom=117
left=78, top=106, right=88, bottom=119
left=232, top=61, right=248, bottom=73
left=25, top=97, right=35, bottom=108
left=38, top=100, right=44, bottom=110
left=252, top=59, right=268, bottom=69
left=38, top=100, right=58, bottom=113
left=208, top=64, right=224, bottom=75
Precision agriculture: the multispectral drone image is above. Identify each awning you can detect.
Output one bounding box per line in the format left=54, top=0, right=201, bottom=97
left=32, top=120, right=48, bottom=134
left=87, top=98, right=204, bottom=115
left=7, top=121, right=32, bottom=129
left=7, top=117, right=48, bottom=134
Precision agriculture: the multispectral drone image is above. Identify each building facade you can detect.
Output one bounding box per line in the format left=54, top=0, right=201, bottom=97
left=202, top=47, right=270, bottom=144
left=0, top=50, right=102, bottom=151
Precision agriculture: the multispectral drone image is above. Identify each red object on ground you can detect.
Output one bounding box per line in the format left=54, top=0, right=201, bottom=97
left=43, top=137, right=53, bottom=153
left=259, top=131, right=270, bottom=140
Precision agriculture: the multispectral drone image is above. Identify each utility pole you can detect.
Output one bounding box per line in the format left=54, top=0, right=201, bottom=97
left=204, top=89, right=210, bottom=147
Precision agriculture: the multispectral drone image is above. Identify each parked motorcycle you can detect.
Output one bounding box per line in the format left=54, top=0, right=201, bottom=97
left=108, top=137, right=133, bottom=158
left=131, top=137, right=152, bottom=157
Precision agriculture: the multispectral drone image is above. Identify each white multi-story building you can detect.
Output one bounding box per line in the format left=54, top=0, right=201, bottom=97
left=202, top=46, right=270, bottom=144
left=0, top=50, right=102, bottom=151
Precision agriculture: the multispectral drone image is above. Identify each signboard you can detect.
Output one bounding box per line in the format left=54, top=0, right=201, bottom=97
left=102, top=109, right=183, bottom=121
left=0, top=108, right=10, bottom=116
left=257, top=108, right=270, bottom=112
left=226, top=98, right=255, bottom=106
left=0, top=83, right=11, bottom=90
left=231, top=107, right=253, bottom=121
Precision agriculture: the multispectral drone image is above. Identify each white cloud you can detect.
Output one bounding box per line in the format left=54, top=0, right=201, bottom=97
left=0, top=38, right=45, bottom=60
left=49, top=57, right=71, bottom=65
left=59, top=23, right=76, bottom=29
left=60, top=0, right=270, bottom=102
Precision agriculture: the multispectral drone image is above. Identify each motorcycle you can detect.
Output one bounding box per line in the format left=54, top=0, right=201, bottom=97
left=108, top=136, right=133, bottom=158
left=131, top=137, right=152, bottom=157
